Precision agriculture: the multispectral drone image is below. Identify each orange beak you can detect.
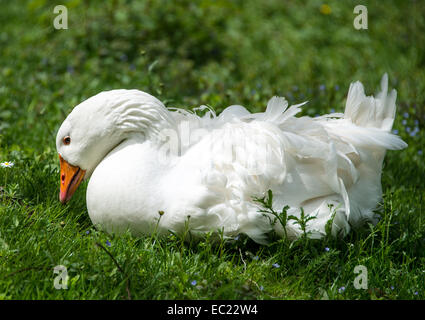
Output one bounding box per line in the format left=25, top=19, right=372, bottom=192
left=59, top=154, right=86, bottom=204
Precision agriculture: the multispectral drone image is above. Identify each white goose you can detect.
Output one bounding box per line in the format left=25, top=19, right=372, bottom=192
left=56, top=74, right=407, bottom=244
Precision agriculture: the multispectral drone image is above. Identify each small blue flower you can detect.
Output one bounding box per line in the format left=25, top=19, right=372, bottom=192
left=390, top=286, right=394, bottom=290
left=414, top=120, right=419, bottom=125
left=414, top=291, right=418, bottom=295
left=85, top=230, right=90, bottom=235
left=272, top=263, right=280, bottom=268
left=191, top=280, right=197, bottom=286
left=324, top=247, right=330, bottom=252
left=120, top=53, right=128, bottom=62
left=402, top=119, right=407, bottom=125
left=106, top=240, right=111, bottom=247
left=330, top=108, right=335, bottom=113
left=259, top=285, right=264, bottom=291
left=418, top=150, right=423, bottom=155
left=319, top=84, right=326, bottom=91
left=392, top=129, right=399, bottom=134
left=334, top=85, right=340, bottom=91
left=406, top=127, right=411, bottom=133
left=338, top=286, right=346, bottom=293
left=403, top=112, right=409, bottom=118
left=252, top=256, right=259, bottom=261
left=67, top=66, right=74, bottom=74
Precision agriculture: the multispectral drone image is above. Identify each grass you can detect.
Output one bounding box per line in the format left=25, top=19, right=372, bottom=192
left=0, top=0, right=424, bottom=299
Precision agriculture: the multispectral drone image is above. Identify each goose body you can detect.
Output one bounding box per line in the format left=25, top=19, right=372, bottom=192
left=56, top=75, right=407, bottom=243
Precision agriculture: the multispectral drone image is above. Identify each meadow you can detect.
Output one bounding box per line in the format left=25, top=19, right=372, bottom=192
left=0, top=0, right=424, bottom=299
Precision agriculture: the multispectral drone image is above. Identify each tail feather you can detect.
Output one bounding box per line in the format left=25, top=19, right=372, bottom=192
left=344, top=73, right=397, bottom=132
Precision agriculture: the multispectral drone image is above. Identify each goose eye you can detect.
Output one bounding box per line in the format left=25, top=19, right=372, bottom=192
left=63, top=136, right=71, bottom=145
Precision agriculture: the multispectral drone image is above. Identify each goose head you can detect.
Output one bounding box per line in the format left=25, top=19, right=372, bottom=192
left=56, top=89, right=173, bottom=204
